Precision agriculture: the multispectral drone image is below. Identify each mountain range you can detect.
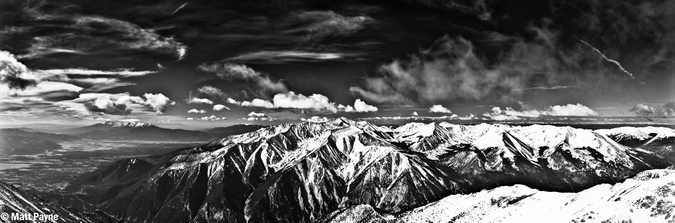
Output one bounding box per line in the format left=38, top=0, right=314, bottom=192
left=0, top=128, right=80, bottom=155
left=0, top=121, right=268, bottom=156
left=63, top=118, right=675, bottom=222
left=59, top=121, right=214, bottom=141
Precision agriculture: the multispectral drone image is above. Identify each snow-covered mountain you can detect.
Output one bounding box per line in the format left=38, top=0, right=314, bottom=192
left=61, top=121, right=214, bottom=141
left=596, top=126, right=675, bottom=148
left=67, top=119, right=675, bottom=222
left=326, top=167, right=675, bottom=223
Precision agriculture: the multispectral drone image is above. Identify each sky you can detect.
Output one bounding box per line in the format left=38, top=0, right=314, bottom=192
left=1, top=0, right=674, bottom=127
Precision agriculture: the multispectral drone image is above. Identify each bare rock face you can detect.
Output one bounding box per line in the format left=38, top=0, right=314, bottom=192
left=0, top=181, right=120, bottom=223
left=72, top=119, right=675, bottom=222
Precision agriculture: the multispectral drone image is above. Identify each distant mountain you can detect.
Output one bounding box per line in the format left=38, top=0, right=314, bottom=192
left=62, top=121, right=214, bottom=141
left=66, top=119, right=675, bottom=222
left=0, top=181, right=120, bottom=223
left=325, top=167, right=675, bottom=222
left=0, top=123, right=84, bottom=132
left=201, top=124, right=266, bottom=135
left=0, top=128, right=80, bottom=155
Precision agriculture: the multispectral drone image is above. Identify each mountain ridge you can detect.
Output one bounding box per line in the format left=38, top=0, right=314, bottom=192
left=66, top=119, right=675, bottom=222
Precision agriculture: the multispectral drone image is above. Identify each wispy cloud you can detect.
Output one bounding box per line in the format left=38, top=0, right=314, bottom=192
left=224, top=51, right=348, bottom=63
left=34, top=69, right=155, bottom=77
left=630, top=102, right=675, bottom=117
left=197, top=63, right=287, bottom=96
left=349, top=24, right=647, bottom=105
left=197, top=85, right=228, bottom=101
left=13, top=15, right=186, bottom=61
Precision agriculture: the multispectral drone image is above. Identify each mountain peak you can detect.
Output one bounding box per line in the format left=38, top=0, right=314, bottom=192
left=103, top=120, right=152, bottom=128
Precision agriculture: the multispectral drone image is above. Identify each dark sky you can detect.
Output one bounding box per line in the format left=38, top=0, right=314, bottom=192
left=1, top=0, right=674, bottom=126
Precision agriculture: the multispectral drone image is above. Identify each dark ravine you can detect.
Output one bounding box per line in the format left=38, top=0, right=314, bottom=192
left=66, top=119, right=675, bottom=222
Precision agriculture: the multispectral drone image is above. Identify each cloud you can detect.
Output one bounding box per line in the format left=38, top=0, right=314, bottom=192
left=214, top=10, right=373, bottom=63
left=0, top=96, right=88, bottom=118
left=33, top=68, right=156, bottom=92
left=238, top=92, right=378, bottom=113
left=483, top=103, right=599, bottom=120
left=241, top=99, right=276, bottom=108
left=547, top=103, right=599, bottom=116
left=429, top=105, right=452, bottom=113
left=188, top=109, right=206, bottom=114
left=248, top=111, right=266, bottom=117
left=213, top=104, right=229, bottom=111
left=189, top=115, right=226, bottom=121
left=358, top=114, right=476, bottom=121
left=34, top=69, right=155, bottom=77
left=352, top=99, right=379, bottom=112
left=227, top=98, right=242, bottom=105
left=240, top=92, right=336, bottom=111
left=349, top=25, right=646, bottom=105
left=84, top=95, right=132, bottom=115
left=197, top=85, right=227, bottom=100
left=241, top=111, right=276, bottom=121
left=301, top=116, right=330, bottom=123
left=0, top=50, right=38, bottom=90
left=2, top=51, right=155, bottom=94
left=197, top=63, right=287, bottom=94
left=1, top=81, right=83, bottom=98
left=350, top=36, right=523, bottom=104
left=630, top=102, right=675, bottom=117
left=186, top=94, right=214, bottom=105
left=288, top=10, right=373, bottom=36
left=14, top=15, right=186, bottom=60
left=70, top=92, right=174, bottom=115
left=225, top=51, right=348, bottom=63
left=143, top=93, right=175, bottom=114
left=271, top=91, right=339, bottom=112
left=483, top=107, right=528, bottom=121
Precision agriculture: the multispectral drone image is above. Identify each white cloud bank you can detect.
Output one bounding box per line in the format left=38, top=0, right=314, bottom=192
left=77, top=92, right=175, bottom=114
left=429, top=105, right=452, bottom=113
left=483, top=103, right=599, bottom=120
left=237, top=92, right=378, bottom=113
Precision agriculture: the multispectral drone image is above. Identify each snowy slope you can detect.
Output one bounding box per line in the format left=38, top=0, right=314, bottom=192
left=326, top=167, right=675, bottom=223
